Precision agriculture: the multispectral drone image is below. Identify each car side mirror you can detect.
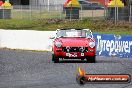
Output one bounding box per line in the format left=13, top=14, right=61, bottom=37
left=49, top=36, right=55, bottom=39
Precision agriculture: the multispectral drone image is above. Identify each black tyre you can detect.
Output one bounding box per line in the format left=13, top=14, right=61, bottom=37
left=52, top=54, right=59, bottom=63
left=76, top=76, right=86, bottom=85
left=86, top=56, right=96, bottom=63
left=81, top=58, right=85, bottom=61
left=52, top=54, right=54, bottom=61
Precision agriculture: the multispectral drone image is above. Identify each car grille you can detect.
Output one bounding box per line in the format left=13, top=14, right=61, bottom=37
left=63, top=47, right=88, bottom=52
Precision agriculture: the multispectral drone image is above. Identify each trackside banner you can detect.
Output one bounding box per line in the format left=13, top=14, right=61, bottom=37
left=93, top=33, right=132, bottom=58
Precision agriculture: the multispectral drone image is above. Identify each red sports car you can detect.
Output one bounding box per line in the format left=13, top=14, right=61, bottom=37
left=51, top=28, right=96, bottom=63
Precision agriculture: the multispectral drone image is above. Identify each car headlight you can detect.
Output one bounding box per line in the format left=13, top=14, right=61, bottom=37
left=55, top=42, right=62, bottom=48
left=89, top=42, right=95, bottom=48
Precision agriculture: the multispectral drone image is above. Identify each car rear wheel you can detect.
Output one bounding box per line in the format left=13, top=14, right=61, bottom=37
left=52, top=54, right=59, bottom=63
left=86, top=56, right=96, bottom=63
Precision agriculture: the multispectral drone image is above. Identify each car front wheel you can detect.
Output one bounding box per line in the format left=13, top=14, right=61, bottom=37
left=86, top=56, right=96, bottom=63
left=52, top=54, right=59, bottom=63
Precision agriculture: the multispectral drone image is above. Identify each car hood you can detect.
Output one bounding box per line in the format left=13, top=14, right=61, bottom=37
left=56, top=37, right=93, bottom=47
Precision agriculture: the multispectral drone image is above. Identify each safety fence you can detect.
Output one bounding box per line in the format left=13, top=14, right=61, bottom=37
left=0, top=29, right=132, bottom=58
left=0, top=4, right=131, bottom=22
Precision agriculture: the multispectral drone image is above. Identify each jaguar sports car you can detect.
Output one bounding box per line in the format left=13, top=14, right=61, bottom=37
left=50, top=28, right=96, bottom=63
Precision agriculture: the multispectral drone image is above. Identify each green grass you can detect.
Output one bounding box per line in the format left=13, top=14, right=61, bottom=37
left=0, top=19, right=131, bottom=35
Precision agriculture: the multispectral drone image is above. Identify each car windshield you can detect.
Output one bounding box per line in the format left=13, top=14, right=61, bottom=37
left=57, top=29, right=92, bottom=38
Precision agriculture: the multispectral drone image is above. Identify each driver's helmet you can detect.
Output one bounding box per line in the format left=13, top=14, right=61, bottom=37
left=77, top=31, right=81, bottom=36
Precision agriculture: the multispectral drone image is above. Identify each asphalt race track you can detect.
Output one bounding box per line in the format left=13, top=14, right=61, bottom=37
left=0, top=49, right=132, bottom=88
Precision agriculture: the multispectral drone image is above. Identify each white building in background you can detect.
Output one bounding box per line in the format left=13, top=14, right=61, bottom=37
left=39, top=0, right=66, bottom=5
left=10, top=0, right=66, bottom=5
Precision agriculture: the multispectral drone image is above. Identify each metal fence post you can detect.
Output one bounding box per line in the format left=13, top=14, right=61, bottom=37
left=104, top=7, right=106, bottom=20
left=2, top=9, right=4, bottom=19
left=129, top=4, right=131, bottom=22
left=48, top=0, right=50, bottom=12
left=39, top=5, right=41, bottom=19
left=115, top=7, right=117, bottom=25
left=117, top=6, right=118, bottom=21
left=80, top=4, right=82, bottom=20
left=60, top=4, right=63, bottom=20
left=92, top=4, right=94, bottom=20
left=30, top=5, right=32, bottom=20
left=70, top=6, right=72, bottom=21
left=92, top=8, right=93, bottom=20
left=105, top=7, right=108, bottom=20
left=21, top=5, right=22, bottom=19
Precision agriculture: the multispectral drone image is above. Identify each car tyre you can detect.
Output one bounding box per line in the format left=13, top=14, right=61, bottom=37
left=76, top=76, right=86, bottom=85
left=86, top=56, right=96, bottom=63
left=81, top=58, right=85, bottom=61
left=52, top=54, right=59, bottom=63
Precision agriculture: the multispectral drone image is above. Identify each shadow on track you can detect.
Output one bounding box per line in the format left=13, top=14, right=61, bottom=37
left=54, top=59, right=118, bottom=63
